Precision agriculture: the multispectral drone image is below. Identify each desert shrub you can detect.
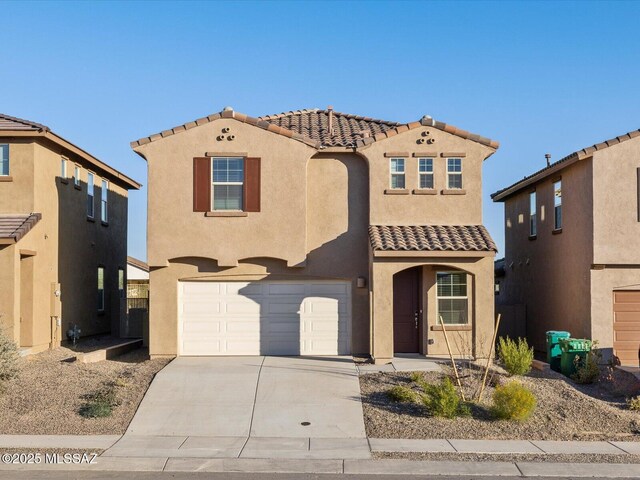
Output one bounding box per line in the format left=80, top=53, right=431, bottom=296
left=421, top=378, right=470, bottom=418
left=627, top=396, right=640, bottom=411
left=0, top=329, right=19, bottom=384
left=386, top=385, right=420, bottom=403
left=571, top=348, right=600, bottom=384
left=79, top=385, right=119, bottom=418
left=491, top=381, right=536, bottom=421
left=497, top=337, right=534, bottom=376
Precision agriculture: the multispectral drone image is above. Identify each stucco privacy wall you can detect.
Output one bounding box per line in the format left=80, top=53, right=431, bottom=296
left=498, top=159, right=594, bottom=352
left=370, top=256, right=495, bottom=363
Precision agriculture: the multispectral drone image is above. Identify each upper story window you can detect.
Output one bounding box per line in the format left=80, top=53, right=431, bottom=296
left=529, top=191, right=537, bottom=237
left=87, top=172, right=95, bottom=218
left=437, top=271, right=468, bottom=324
left=74, top=164, right=81, bottom=187
left=0, top=144, right=8, bottom=176
left=101, top=179, right=109, bottom=223
left=61, top=157, right=68, bottom=179
left=447, top=158, right=463, bottom=189
left=389, top=158, right=405, bottom=189
left=554, top=180, right=562, bottom=230
left=418, top=158, right=434, bottom=189
left=212, top=157, right=244, bottom=210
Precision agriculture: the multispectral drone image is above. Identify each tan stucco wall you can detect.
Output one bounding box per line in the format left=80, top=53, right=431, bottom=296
left=0, top=137, right=130, bottom=349
left=135, top=116, right=496, bottom=358
left=498, top=159, right=594, bottom=352
left=370, top=255, right=495, bottom=362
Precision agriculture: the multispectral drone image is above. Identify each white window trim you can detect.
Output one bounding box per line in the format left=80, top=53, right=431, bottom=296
left=446, top=158, right=463, bottom=189
left=74, top=164, right=81, bottom=186
left=61, top=157, right=68, bottom=179
left=101, top=179, right=109, bottom=223
left=389, top=158, right=406, bottom=189
left=436, top=271, right=469, bottom=325
left=554, top=180, right=562, bottom=230
left=418, top=157, right=434, bottom=189
left=87, top=172, right=95, bottom=218
left=211, top=157, right=244, bottom=211
left=0, top=144, right=8, bottom=176
left=529, top=191, right=537, bottom=236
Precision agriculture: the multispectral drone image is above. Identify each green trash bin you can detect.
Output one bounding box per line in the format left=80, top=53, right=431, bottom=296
left=546, top=331, right=571, bottom=372
left=559, top=338, right=593, bottom=377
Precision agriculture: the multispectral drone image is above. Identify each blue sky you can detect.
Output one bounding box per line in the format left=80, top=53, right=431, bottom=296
left=2, top=0, right=639, bottom=259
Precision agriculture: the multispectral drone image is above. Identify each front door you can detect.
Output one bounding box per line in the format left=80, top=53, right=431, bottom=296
left=393, top=267, right=421, bottom=353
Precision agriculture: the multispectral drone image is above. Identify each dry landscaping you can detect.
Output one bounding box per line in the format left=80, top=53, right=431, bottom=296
left=0, top=345, right=170, bottom=435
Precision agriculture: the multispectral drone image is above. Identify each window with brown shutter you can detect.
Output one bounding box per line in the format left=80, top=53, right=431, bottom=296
left=193, top=157, right=211, bottom=212
left=244, top=157, right=261, bottom=212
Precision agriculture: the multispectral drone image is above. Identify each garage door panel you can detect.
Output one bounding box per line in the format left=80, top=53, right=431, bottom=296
left=613, top=290, right=640, bottom=367
left=614, top=291, right=640, bottom=303
left=179, top=280, right=351, bottom=356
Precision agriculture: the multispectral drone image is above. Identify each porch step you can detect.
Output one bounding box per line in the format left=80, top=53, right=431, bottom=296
left=76, top=338, right=143, bottom=363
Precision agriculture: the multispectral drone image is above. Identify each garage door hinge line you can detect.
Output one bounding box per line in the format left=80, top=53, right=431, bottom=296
left=239, top=355, right=266, bottom=456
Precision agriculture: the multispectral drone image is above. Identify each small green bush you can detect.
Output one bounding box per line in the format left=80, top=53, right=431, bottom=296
left=571, top=350, right=600, bottom=384
left=0, top=329, right=19, bottom=385
left=627, top=396, right=640, bottom=411
left=421, top=378, right=469, bottom=418
left=497, top=337, right=534, bottom=376
left=491, top=381, right=536, bottom=421
left=386, top=385, right=420, bottom=403
left=79, top=385, right=119, bottom=418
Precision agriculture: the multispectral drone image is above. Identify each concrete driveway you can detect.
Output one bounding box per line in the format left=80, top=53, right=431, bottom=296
left=126, top=356, right=366, bottom=438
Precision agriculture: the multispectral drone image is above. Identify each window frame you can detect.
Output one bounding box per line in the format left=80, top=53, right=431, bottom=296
left=61, top=157, right=68, bottom=179
left=73, top=164, right=81, bottom=187
left=529, top=191, right=537, bottom=237
left=0, top=144, right=8, bottom=176
left=553, top=179, right=562, bottom=230
left=118, top=268, right=125, bottom=298
left=418, top=157, right=434, bottom=189
left=446, top=158, right=463, bottom=189
left=101, top=178, right=109, bottom=223
left=211, top=157, right=244, bottom=211
left=97, top=266, right=105, bottom=312
left=389, top=158, right=406, bottom=189
left=87, top=172, right=95, bottom=218
left=436, top=271, right=469, bottom=325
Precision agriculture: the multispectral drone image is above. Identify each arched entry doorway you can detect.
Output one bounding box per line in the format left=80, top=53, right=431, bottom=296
left=393, top=266, right=422, bottom=353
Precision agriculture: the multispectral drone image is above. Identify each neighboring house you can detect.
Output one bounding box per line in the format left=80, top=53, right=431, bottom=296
left=125, top=256, right=149, bottom=340
left=127, top=255, right=149, bottom=282
left=0, top=114, right=140, bottom=353
left=131, top=107, right=499, bottom=363
left=492, top=129, right=640, bottom=367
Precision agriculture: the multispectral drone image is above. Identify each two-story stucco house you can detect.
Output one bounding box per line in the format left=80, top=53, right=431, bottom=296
left=131, top=107, right=499, bottom=363
left=0, top=114, right=141, bottom=353
left=492, top=129, right=640, bottom=367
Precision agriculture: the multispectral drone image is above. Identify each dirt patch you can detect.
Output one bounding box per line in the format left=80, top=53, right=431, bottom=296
left=0, top=347, right=170, bottom=434
left=360, top=364, right=640, bottom=441
left=374, top=451, right=640, bottom=463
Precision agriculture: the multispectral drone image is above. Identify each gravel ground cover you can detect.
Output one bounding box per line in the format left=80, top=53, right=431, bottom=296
left=360, top=364, right=640, bottom=441
left=0, top=347, right=170, bottom=435
left=374, top=451, right=640, bottom=463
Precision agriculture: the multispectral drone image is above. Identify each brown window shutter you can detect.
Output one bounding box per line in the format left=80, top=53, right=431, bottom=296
left=193, top=157, right=211, bottom=212
left=244, top=157, right=261, bottom=212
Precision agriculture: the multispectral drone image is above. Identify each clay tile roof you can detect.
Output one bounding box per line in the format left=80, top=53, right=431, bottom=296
left=0, top=213, right=41, bottom=243
left=492, top=127, right=640, bottom=201
left=369, top=225, right=497, bottom=252
left=0, top=114, right=49, bottom=132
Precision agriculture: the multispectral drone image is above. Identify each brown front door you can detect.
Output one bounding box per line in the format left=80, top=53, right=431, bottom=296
left=393, top=267, right=421, bottom=353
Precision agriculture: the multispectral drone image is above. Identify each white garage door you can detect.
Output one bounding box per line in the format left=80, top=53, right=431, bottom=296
left=178, top=280, right=351, bottom=356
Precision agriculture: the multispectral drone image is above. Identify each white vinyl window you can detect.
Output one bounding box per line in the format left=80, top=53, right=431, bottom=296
left=418, top=158, right=434, bottom=189
left=554, top=180, right=562, bottom=230
left=529, top=191, right=537, bottom=237
left=74, top=165, right=81, bottom=187
left=97, top=266, right=105, bottom=312
left=87, top=172, right=95, bottom=218
left=437, top=271, right=468, bottom=324
left=390, top=158, right=405, bottom=189
left=447, top=158, right=463, bottom=189
left=212, top=157, right=244, bottom=210
left=61, top=157, right=68, bottom=179
left=101, top=179, right=109, bottom=223
left=0, top=144, right=8, bottom=176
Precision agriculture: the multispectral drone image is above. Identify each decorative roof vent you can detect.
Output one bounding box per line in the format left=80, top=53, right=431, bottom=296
left=222, top=106, right=233, bottom=112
